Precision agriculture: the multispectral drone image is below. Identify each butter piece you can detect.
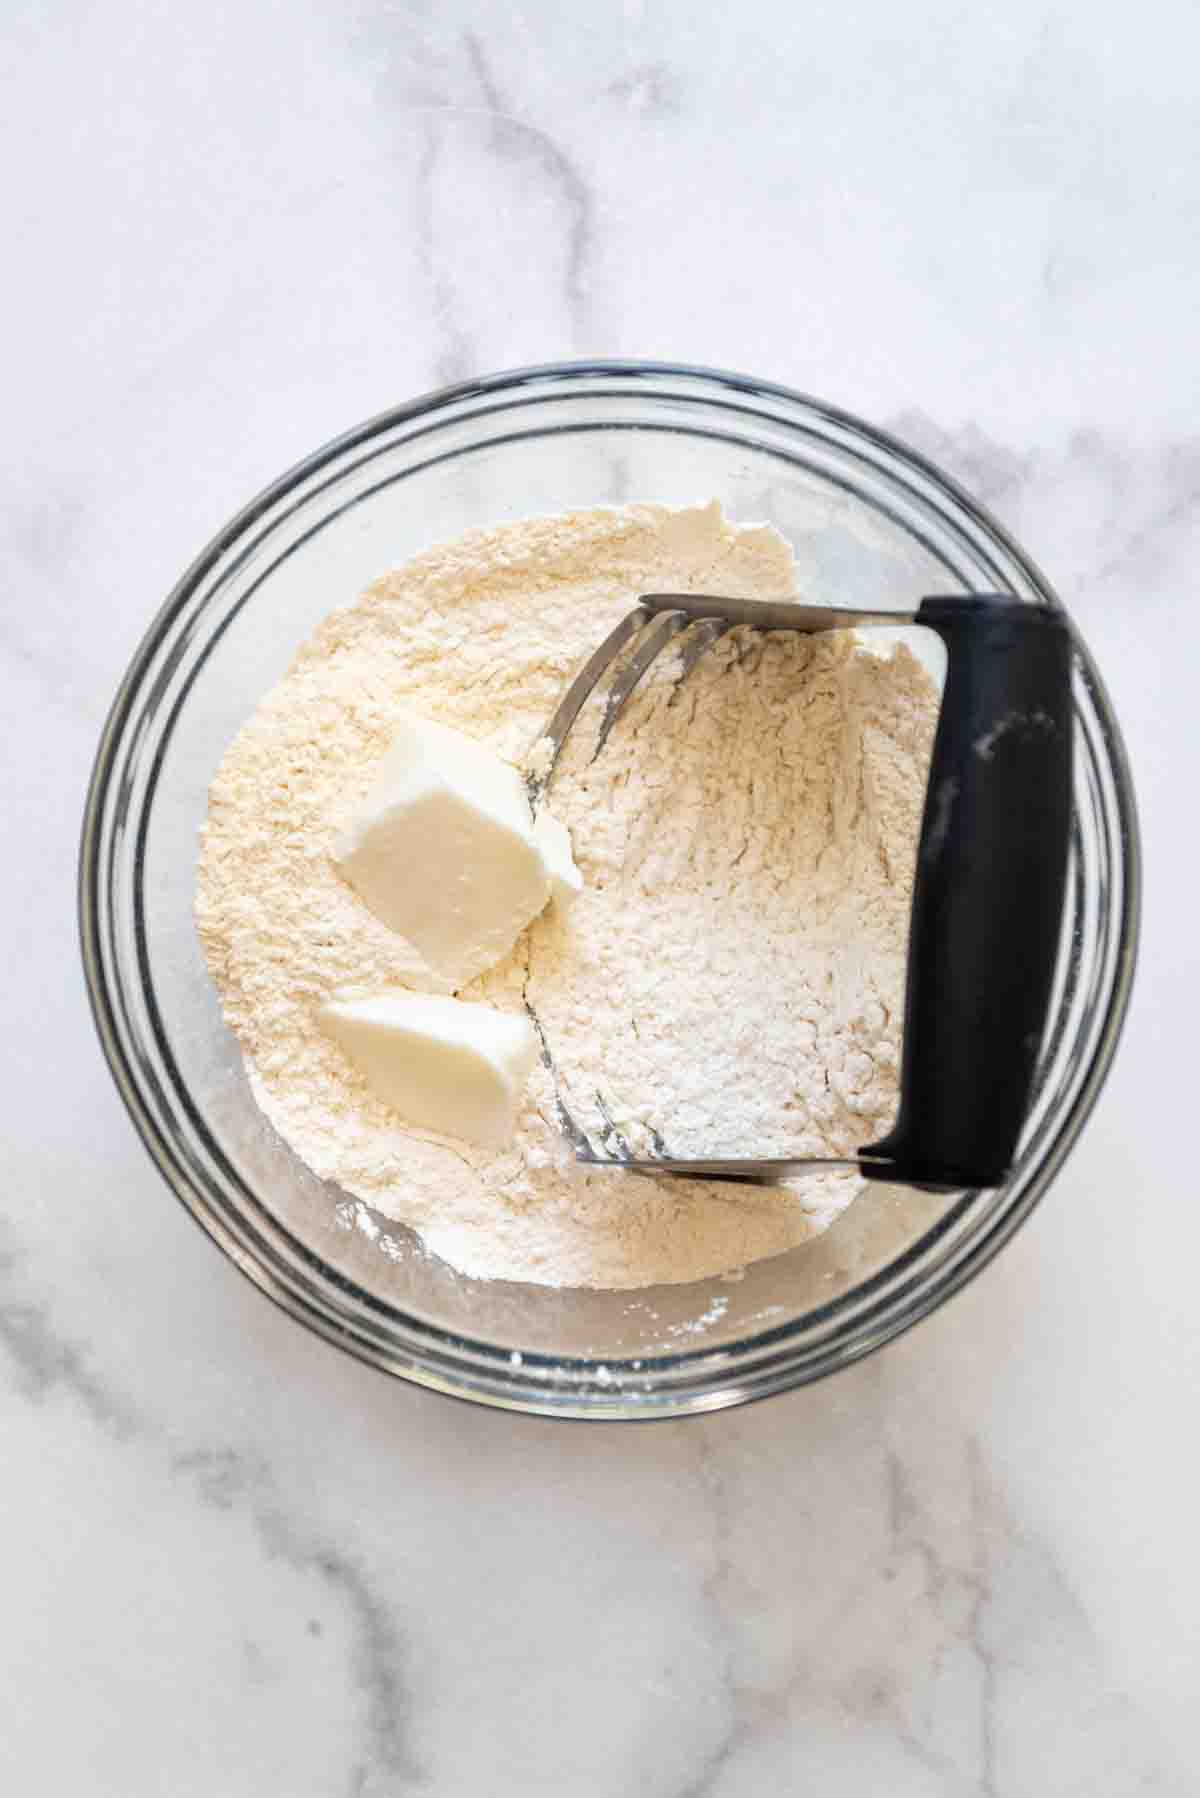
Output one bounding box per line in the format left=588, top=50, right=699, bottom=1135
left=319, top=991, right=538, bottom=1149
left=334, top=713, right=552, bottom=988
left=532, top=808, right=583, bottom=909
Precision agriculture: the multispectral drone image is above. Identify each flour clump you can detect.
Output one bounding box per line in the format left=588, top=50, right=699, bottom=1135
left=195, top=503, right=939, bottom=1289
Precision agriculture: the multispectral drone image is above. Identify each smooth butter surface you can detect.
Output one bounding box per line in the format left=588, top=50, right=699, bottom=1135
left=318, top=991, right=538, bottom=1149
left=334, top=712, right=559, bottom=988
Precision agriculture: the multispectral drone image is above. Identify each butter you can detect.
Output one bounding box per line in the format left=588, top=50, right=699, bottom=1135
left=334, top=713, right=579, bottom=988
left=318, top=991, right=538, bottom=1149
left=532, top=808, right=584, bottom=909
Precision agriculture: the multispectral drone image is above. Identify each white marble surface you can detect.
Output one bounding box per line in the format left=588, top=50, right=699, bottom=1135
left=3, top=0, right=1198, bottom=1790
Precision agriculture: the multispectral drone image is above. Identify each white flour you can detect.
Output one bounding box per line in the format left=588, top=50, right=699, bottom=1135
left=196, top=503, right=938, bottom=1289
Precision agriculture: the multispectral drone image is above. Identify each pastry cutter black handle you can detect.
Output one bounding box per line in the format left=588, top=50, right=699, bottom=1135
left=861, top=596, right=1073, bottom=1190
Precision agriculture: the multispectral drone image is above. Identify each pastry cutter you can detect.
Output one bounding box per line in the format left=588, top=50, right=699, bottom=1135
left=528, top=593, right=1073, bottom=1193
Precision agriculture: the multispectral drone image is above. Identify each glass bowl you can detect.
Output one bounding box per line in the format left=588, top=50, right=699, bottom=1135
left=79, top=362, right=1139, bottom=1419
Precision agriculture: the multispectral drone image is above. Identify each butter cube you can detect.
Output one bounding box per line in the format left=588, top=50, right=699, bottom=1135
left=334, top=713, right=551, bottom=988
left=532, top=808, right=584, bottom=908
left=319, top=991, right=538, bottom=1149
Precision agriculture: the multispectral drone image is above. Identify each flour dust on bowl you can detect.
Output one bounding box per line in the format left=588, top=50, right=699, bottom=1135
left=79, top=363, right=1139, bottom=1418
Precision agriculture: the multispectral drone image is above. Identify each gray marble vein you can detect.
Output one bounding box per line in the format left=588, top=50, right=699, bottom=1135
left=0, top=1279, right=140, bottom=1439
left=885, top=413, right=1036, bottom=516
left=605, top=62, right=682, bottom=121
left=174, top=1442, right=422, bottom=1793
left=414, top=118, right=476, bottom=388
left=462, top=31, right=596, bottom=345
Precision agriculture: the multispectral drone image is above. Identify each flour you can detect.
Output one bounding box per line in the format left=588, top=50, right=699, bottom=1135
left=196, top=503, right=938, bottom=1289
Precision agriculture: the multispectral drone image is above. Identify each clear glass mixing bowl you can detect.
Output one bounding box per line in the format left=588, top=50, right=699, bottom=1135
left=79, top=363, right=1139, bottom=1418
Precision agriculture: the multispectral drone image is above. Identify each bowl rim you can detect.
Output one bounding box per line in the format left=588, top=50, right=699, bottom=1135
left=78, top=358, right=1142, bottom=1419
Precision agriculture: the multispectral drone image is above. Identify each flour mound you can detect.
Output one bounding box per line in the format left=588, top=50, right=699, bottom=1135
left=196, top=503, right=938, bottom=1289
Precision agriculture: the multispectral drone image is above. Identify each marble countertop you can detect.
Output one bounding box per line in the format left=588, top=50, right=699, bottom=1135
left=5, top=1, right=1197, bottom=1790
